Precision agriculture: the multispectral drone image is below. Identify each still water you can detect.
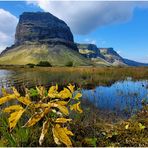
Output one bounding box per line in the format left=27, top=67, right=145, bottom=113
left=82, top=80, right=148, bottom=116
left=0, top=69, right=148, bottom=115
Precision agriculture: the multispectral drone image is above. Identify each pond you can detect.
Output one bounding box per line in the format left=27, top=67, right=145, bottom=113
left=82, top=80, right=148, bottom=117
left=0, top=69, right=148, bottom=117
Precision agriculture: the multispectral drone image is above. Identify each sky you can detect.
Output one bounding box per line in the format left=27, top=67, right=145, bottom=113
left=0, top=1, right=148, bottom=63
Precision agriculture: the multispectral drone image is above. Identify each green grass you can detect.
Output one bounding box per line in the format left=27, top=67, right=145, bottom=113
left=0, top=43, right=92, bottom=66
left=0, top=66, right=148, bottom=88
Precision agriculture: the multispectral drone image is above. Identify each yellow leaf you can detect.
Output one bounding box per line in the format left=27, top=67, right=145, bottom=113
left=23, top=108, right=50, bottom=127
left=1, top=87, right=7, bottom=96
left=56, top=84, right=58, bottom=91
left=59, top=88, right=72, bottom=99
left=24, top=112, right=44, bottom=127
left=55, top=118, right=72, bottom=123
left=139, top=123, right=145, bottom=130
left=52, top=124, right=73, bottom=147
left=8, top=109, right=25, bottom=131
left=0, top=94, right=15, bottom=105
left=3, top=105, right=24, bottom=113
left=48, top=85, right=59, bottom=98
left=17, top=97, right=32, bottom=106
left=74, top=92, right=82, bottom=100
left=70, top=102, right=83, bottom=113
left=57, top=105, right=69, bottom=116
left=67, top=84, right=75, bottom=93
left=125, top=124, right=129, bottom=130
left=49, top=103, right=69, bottom=116
left=52, top=125, right=61, bottom=145
left=56, top=101, right=68, bottom=106
left=12, top=87, right=20, bottom=98
left=34, top=103, right=49, bottom=108
left=63, top=127, right=74, bottom=136
left=36, top=86, right=46, bottom=98
left=39, top=120, right=49, bottom=145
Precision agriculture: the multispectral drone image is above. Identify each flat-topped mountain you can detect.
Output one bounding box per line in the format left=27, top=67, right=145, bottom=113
left=0, top=12, right=91, bottom=66
left=15, top=12, right=74, bottom=45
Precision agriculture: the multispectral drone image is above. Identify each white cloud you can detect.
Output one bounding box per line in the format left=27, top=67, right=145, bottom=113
left=0, top=9, right=18, bottom=53
left=28, top=1, right=148, bottom=35
left=84, top=38, right=97, bottom=45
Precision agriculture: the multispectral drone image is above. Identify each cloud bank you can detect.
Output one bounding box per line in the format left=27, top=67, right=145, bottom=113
left=29, top=1, right=148, bottom=34
left=0, top=1, right=148, bottom=53
left=0, top=9, right=18, bottom=52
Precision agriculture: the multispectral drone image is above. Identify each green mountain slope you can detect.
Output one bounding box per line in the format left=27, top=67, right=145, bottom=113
left=0, top=43, right=92, bottom=66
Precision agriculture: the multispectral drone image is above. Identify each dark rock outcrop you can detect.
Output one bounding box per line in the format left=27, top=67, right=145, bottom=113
left=15, top=12, right=74, bottom=45
left=77, top=44, right=103, bottom=59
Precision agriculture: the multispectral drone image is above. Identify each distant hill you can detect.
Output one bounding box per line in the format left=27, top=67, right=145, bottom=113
left=124, top=59, right=148, bottom=66
left=77, top=44, right=148, bottom=66
left=0, top=12, right=147, bottom=67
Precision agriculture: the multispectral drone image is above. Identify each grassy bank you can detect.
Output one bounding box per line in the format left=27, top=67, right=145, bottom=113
left=1, top=66, right=148, bottom=88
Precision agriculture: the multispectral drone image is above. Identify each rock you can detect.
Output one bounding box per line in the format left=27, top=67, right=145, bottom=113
left=99, top=48, right=125, bottom=64
left=15, top=12, right=74, bottom=45
left=77, top=43, right=103, bottom=58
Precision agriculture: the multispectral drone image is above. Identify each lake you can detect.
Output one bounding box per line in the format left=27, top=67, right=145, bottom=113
left=82, top=80, right=148, bottom=116
left=0, top=69, right=148, bottom=116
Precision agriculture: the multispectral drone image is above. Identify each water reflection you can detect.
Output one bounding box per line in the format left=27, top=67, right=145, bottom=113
left=82, top=80, right=148, bottom=116
left=0, top=69, right=53, bottom=88
left=0, top=69, right=148, bottom=116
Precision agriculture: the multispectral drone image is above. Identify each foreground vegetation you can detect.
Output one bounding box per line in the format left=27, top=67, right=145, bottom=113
left=0, top=84, right=83, bottom=147
left=0, top=84, right=147, bottom=147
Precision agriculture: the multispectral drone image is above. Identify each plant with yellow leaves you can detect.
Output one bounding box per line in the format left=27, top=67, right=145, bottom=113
left=0, top=84, right=83, bottom=147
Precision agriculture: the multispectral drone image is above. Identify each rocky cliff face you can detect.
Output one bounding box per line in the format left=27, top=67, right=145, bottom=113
left=99, top=48, right=124, bottom=63
left=77, top=44, right=103, bottom=59
left=15, top=12, right=74, bottom=45
left=77, top=44, right=126, bottom=66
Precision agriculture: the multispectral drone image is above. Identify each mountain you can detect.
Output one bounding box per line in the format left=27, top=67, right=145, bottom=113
left=77, top=45, right=148, bottom=66
left=0, top=12, right=91, bottom=66
left=15, top=12, right=74, bottom=45
left=77, top=44, right=111, bottom=66
left=99, top=48, right=126, bottom=66
left=0, top=12, right=147, bottom=67
left=124, top=59, right=148, bottom=66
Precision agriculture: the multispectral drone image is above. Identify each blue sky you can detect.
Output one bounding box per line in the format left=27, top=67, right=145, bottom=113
left=0, top=1, right=148, bottom=62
